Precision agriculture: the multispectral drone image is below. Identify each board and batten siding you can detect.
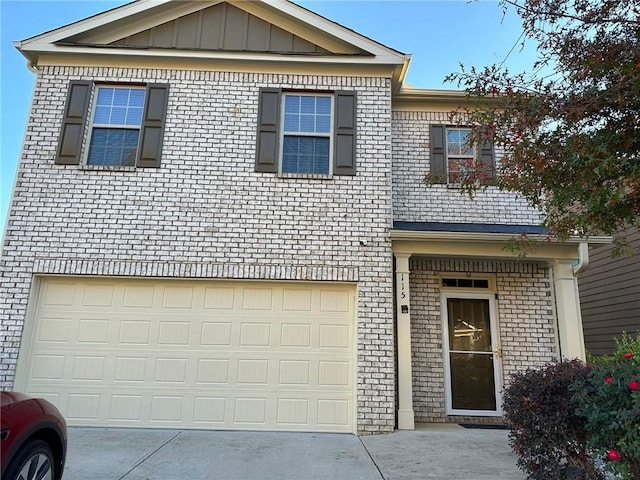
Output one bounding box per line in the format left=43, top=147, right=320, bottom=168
left=579, top=227, right=640, bottom=356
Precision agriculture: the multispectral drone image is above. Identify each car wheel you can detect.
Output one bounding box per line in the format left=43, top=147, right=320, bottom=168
left=3, top=439, right=55, bottom=480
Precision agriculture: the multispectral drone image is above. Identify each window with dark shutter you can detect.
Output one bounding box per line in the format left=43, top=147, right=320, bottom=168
left=429, top=124, right=447, bottom=183
left=55, top=81, right=169, bottom=168
left=478, top=139, right=496, bottom=184
left=429, top=124, right=495, bottom=185
left=255, top=88, right=357, bottom=177
left=334, top=91, right=356, bottom=176
left=56, top=81, right=92, bottom=165
left=137, top=84, right=169, bottom=168
left=255, top=88, right=281, bottom=173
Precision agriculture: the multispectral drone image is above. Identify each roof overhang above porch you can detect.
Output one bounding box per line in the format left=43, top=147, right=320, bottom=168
left=390, top=222, right=612, bottom=264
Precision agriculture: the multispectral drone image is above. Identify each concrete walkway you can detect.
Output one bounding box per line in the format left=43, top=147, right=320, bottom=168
left=62, top=424, right=526, bottom=480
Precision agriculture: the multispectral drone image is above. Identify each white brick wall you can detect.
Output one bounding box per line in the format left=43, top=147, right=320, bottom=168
left=0, top=65, right=564, bottom=433
left=0, top=66, right=395, bottom=433
left=392, top=110, right=544, bottom=225
left=408, top=257, right=558, bottom=422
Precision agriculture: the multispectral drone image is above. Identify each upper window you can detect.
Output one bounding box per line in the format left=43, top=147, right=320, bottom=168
left=429, top=124, right=495, bottom=185
left=87, top=87, right=146, bottom=167
left=281, top=94, right=333, bottom=175
left=255, top=88, right=356, bottom=177
left=56, top=81, right=169, bottom=168
left=446, top=128, right=475, bottom=184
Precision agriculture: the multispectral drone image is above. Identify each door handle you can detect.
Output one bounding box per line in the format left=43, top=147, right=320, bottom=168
left=493, top=348, right=502, bottom=359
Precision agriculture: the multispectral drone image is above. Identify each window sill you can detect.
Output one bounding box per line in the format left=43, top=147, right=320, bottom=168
left=277, top=172, right=333, bottom=180
left=80, top=165, right=137, bottom=172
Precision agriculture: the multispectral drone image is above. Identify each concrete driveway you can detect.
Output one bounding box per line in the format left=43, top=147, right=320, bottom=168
left=62, top=423, right=526, bottom=480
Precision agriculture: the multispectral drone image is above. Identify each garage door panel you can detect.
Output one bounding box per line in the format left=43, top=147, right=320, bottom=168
left=30, top=354, right=66, bottom=380
left=114, top=357, right=148, bottom=382
left=25, top=385, right=355, bottom=430
left=123, top=285, right=156, bottom=308
left=36, top=317, right=72, bottom=343
left=281, top=323, right=311, bottom=347
left=239, top=322, right=271, bottom=346
left=77, top=319, right=111, bottom=344
left=320, top=289, right=352, bottom=312
left=41, top=281, right=77, bottom=306
left=158, top=321, right=191, bottom=345
left=21, top=278, right=356, bottom=432
left=82, top=284, right=116, bottom=307
left=282, top=288, right=313, bottom=311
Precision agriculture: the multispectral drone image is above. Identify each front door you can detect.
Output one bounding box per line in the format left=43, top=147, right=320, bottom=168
left=442, top=293, right=502, bottom=416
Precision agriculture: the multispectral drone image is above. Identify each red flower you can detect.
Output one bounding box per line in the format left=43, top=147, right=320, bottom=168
left=604, top=376, right=614, bottom=384
left=607, top=449, right=621, bottom=461
left=624, top=352, right=634, bottom=360
left=628, top=380, right=640, bottom=390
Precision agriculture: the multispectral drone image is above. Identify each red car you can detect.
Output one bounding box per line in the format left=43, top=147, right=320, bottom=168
left=1, top=391, right=67, bottom=480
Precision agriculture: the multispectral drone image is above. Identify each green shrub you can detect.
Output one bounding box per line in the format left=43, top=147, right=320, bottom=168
left=503, top=359, right=604, bottom=480
left=573, top=334, right=640, bottom=479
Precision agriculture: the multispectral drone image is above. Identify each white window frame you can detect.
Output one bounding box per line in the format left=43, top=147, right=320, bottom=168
left=84, top=85, right=146, bottom=167
left=278, top=92, right=334, bottom=176
left=445, top=127, right=476, bottom=184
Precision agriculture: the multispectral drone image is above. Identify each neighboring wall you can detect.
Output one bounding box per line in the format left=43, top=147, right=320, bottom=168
left=391, top=110, right=543, bottom=225
left=409, top=258, right=558, bottom=422
left=0, top=66, right=396, bottom=433
left=579, top=227, right=640, bottom=355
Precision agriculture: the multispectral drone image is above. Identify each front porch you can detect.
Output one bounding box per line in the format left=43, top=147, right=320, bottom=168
left=391, top=223, right=609, bottom=430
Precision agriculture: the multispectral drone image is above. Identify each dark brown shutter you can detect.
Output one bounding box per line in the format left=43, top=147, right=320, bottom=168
left=333, top=90, right=356, bottom=176
left=56, top=81, right=92, bottom=165
left=429, top=124, right=447, bottom=183
left=255, top=88, right=281, bottom=173
left=137, top=84, right=169, bottom=168
left=479, top=139, right=496, bottom=184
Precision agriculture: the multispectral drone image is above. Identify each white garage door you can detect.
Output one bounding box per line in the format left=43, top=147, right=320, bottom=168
left=17, top=277, right=356, bottom=432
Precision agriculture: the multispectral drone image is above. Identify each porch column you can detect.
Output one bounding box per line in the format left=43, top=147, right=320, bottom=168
left=552, top=259, right=586, bottom=361
left=395, top=253, right=415, bottom=430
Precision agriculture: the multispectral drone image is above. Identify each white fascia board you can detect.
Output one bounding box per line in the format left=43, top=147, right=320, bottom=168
left=396, top=87, right=467, bottom=100
left=63, top=1, right=223, bottom=46
left=17, top=0, right=174, bottom=48
left=256, top=0, right=408, bottom=64
left=389, top=229, right=612, bottom=244
left=393, top=86, right=502, bottom=108
left=23, top=44, right=404, bottom=68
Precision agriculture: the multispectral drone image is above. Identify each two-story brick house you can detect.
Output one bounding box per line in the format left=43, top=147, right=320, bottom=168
left=0, top=0, right=607, bottom=435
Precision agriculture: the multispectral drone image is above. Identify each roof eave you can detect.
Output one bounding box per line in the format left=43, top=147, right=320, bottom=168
left=393, top=86, right=503, bottom=108
left=16, top=44, right=407, bottom=70
left=389, top=229, right=613, bottom=245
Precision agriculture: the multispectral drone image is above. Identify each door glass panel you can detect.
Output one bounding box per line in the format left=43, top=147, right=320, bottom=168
left=448, top=298, right=491, bottom=352
left=447, top=297, right=497, bottom=411
left=450, top=352, right=496, bottom=410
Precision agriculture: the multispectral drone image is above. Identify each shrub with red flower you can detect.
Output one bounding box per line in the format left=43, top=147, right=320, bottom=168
left=504, top=333, right=640, bottom=479
left=607, top=449, right=621, bottom=461
left=572, top=333, right=640, bottom=479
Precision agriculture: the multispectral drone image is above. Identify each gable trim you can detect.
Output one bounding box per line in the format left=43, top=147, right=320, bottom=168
left=16, top=0, right=408, bottom=67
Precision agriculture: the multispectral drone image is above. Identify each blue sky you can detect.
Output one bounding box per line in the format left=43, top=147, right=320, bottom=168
left=0, top=0, right=538, bottom=239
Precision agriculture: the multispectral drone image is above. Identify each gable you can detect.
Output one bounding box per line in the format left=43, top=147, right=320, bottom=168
left=17, top=0, right=402, bottom=61
left=66, top=3, right=354, bottom=56
left=15, top=0, right=409, bottom=92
